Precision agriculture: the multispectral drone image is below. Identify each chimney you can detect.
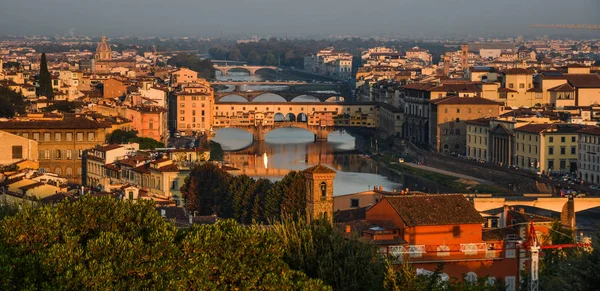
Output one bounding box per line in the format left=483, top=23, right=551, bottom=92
left=345, top=225, right=351, bottom=233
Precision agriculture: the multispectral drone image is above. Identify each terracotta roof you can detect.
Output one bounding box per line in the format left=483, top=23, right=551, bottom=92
left=0, top=114, right=111, bottom=130
left=430, top=83, right=482, bottom=93
left=498, top=87, right=518, bottom=93
left=303, top=164, right=336, bottom=174
left=577, top=126, right=600, bottom=136
left=384, top=195, right=485, bottom=226
left=514, top=123, right=552, bottom=134
left=96, top=144, right=123, bottom=152
left=335, top=207, right=368, bottom=223
left=155, top=164, right=179, bottom=172
left=39, top=193, right=71, bottom=204
left=504, top=68, right=532, bottom=75
left=548, top=83, right=575, bottom=92
left=465, top=118, right=492, bottom=126
left=430, top=96, right=501, bottom=106
left=527, top=88, right=543, bottom=93
left=564, top=74, right=600, bottom=88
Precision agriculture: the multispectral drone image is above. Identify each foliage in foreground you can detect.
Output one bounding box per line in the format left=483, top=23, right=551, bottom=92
left=0, top=86, right=26, bottom=118
left=0, top=197, right=327, bottom=290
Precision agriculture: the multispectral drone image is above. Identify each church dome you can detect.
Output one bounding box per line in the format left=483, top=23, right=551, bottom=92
left=96, top=35, right=111, bottom=54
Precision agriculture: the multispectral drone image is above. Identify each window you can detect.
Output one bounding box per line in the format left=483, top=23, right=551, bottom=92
left=66, top=150, right=72, bottom=160
left=180, top=110, right=185, bottom=114
left=76, top=132, right=84, bottom=141
left=571, top=146, right=576, bottom=155
left=320, top=182, right=327, bottom=198
left=12, top=146, right=22, bottom=159
left=65, top=167, right=72, bottom=178
left=561, top=136, right=565, bottom=143
left=452, top=226, right=460, bottom=238
left=456, top=118, right=460, bottom=122
left=78, top=150, right=83, bottom=159
left=88, top=132, right=95, bottom=141
left=22, top=133, right=28, bottom=139
left=66, top=132, right=72, bottom=141
left=505, top=276, right=516, bottom=291
left=572, top=136, right=576, bottom=142
left=33, top=133, right=40, bottom=141
left=549, top=137, right=554, bottom=143
left=350, top=199, right=359, bottom=208
left=55, top=150, right=62, bottom=160
left=519, top=83, right=524, bottom=88
left=55, top=132, right=61, bottom=141
left=44, top=150, right=50, bottom=160
left=44, top=133, right=51, bottom=141
left=465, top=272, right=477, bottom=284
left=549, top=147, right=554, bottom=155
left=508, top=83, right=514, bottom=88
left=560, top=160, right=566, bottom=169
left=560, top=147, right=565, bottom=155
left=457, top=108, right=460, bottom=113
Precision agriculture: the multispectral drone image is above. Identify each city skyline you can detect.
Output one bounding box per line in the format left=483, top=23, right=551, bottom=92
left=0, top=0, right=598, bottom=38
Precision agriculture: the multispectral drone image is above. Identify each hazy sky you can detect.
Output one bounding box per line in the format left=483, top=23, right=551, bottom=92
left=0, top=0, right=598, bottom=37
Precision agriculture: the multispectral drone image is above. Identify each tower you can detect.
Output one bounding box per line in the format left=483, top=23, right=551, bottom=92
left=95, top=35, right=112, bottom=61
left=461, top=44, right=469, bottom=69
left=443, top=55, right=450, bottom=77
left=303, top=164, right=336, bottom=224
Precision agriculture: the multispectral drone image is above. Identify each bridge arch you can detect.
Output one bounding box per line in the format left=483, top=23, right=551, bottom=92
left=297, top=113, right=308, bottom=122
left=290, top=95, right=321, bottom=103
left=274, top=113, right=285, bottom=122
left=254, top=67, right=278, bottom=74
left=252, top=93, right=287, bottom=103
left=218, top=94, right=249, bottom=102
left=285, top=113, right=296, bottom=122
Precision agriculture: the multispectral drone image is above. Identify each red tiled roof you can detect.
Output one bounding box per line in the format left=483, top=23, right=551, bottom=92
left=547, top=83, right=575, bottom=92
left=577, top=126, right=600, bottom=136
left=430, top=96, right=501, bottom=106
left=303, top=164, right=336, bottom=174
left=514, top=124, right=552, bottom=134
left=383, top=194, right=484, bottom=226
left=564, top=74, right=600, bottom=88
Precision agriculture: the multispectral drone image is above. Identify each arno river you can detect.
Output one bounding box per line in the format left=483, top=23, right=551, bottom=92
left=212, top=71, right=453, bottom=196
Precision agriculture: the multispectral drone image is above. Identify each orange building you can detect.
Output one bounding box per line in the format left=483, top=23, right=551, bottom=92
left=355, top=194, right=519, bottom=289
left=125, top=106, right=168, bottom=145
left=103, top=78, right=128, bottom=99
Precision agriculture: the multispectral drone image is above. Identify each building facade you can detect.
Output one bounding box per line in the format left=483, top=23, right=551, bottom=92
left=577, top=126, right=600, bottom=185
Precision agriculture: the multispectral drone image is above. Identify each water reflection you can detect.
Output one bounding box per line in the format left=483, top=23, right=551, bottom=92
left=213, top=128, right=454, bottom=195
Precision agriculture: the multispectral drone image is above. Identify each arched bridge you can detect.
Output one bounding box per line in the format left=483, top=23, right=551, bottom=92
left=214, top=65, right=278, bottom=76
left=215, top=91, right=346, bottom=103
left=214, top=121, right=335, bottom=142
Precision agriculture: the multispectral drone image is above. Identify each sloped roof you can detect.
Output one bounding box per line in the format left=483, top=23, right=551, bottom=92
left=514, top=123, right=552, bottom=134
left=384, top=195, right=485, bottom=226
left=430, top=96, right=501, bottom=106
left=303, top=164, right=336, bottom=174
left=548, top=83, right=575, bottom=92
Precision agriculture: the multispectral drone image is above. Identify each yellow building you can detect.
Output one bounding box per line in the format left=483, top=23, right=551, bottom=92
left=514, top=124, right=585, bottom=174
left=466, top=118, right=491, bottom=161
left=174, top=80, right=214, bottom=136
left=502, top=68, right=535, bottom=108
left=0, top=130, right=38, bottom=167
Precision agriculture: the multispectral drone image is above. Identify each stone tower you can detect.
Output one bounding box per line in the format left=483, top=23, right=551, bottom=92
left=303, top=164, right=336, bottom=224
left=461, top=44, right=469, bottom=69
left=95, top=35, right=112, bottom=61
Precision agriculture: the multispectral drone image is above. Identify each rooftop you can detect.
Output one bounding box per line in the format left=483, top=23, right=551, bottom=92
left=384, top=194, right=485, bottom=226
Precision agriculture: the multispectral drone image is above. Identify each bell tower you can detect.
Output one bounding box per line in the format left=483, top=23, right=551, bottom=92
left=303, top=164, right=336, bottom=224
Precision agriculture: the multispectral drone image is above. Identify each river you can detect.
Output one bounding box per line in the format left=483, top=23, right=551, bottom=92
left=212, top=71, right=453, bottom=196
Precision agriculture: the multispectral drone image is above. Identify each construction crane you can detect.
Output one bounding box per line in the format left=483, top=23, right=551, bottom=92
left=522, top=222, right=592, bottom=291
left=530, top=24, right=600, bottom=30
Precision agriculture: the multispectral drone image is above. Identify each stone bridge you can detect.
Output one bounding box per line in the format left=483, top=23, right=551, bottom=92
left=470, top=196, right=600, bottom=228
left=214, top=65, right=278, bottom=75
left=214, top=122, right=335, bottom=141
left=214, top=91, right=346, bottom=103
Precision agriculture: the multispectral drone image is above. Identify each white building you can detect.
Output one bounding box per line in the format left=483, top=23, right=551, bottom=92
left=577, top=126, right=600, bottom=185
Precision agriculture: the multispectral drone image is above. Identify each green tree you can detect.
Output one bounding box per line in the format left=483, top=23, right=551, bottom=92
left=276, top=171, right=306, bottom=219
left=227, top=47, right=242, bottom=61
left=0, top=86, right=26, bottom=118
left=273, top=218, right=386, bottom=291
left=167, top=53, right=216, bottom=79
left=180, top=163, right=231, bottom=216
left=106, top=129, right=164, bottom=149
left=37, top=53, right=54, bottom=99
left=247, top=50, right=262, bottom=65
left=208, top=140, right=224, bottom=161
left=42, top=101, right=84, bottom=113
left=228, top=174, right=256, bottom=223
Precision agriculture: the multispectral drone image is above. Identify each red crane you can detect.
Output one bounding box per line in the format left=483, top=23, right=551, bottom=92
left=522, top=221, right=591, bottom=291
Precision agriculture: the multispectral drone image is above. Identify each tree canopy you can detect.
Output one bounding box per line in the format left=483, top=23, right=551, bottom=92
left=167, top=53, right=216, bottom=80
left=0, top=196, right=328, bottom=290
left=0, top=86, right=26, bottom=118
left=37, top=53, right=54, bottom=100
left=107, top=129, right=164, bottom=150
left=180, top=163, right=306, bottom=223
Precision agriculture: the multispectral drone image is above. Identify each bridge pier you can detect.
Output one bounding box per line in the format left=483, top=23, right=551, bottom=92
left=252, top=126, right=266, bottom=141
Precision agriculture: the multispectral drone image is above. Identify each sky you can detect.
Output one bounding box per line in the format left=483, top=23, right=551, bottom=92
left=0, top=0, right=598, bottom=38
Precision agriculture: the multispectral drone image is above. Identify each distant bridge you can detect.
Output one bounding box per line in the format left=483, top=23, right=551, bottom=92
left=214, top=91, right=345, bottom=103
left=214, top=121, right=334, bottom=142
left=211, top=81, right=307, bottom=86
left=214, top=65, right=278, bottom=76
left=212, top=101, right=379, bottom=141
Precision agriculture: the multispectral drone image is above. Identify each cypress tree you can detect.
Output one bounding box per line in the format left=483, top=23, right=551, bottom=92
left=38, top=53, right=54, bottom=100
